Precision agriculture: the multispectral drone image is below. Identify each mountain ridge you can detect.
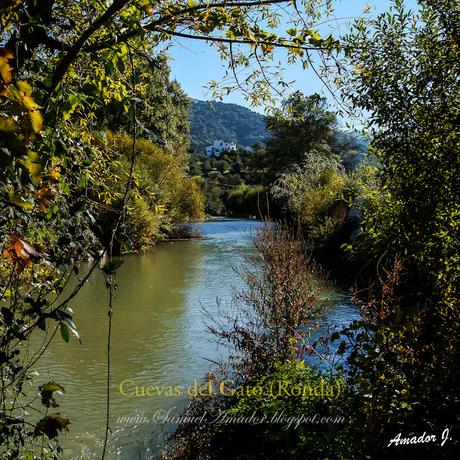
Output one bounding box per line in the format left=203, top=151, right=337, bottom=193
left=189, top=100, right=268, bottom=152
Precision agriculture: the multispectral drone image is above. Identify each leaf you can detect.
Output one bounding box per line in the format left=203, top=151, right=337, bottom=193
left=40, top=383, right=65, bottom=393
left=16, top=81, right=40, bottom=109
left=101, top=259, right=124, bottom=275
left=8, top=191, right=34, bottom=211
left=0, top=307, right=13, bottom=326
left=38, top=185, right=54, bottom=212
left=29, top=109, right=43, bottom=133
left=44, top=166, right=61, bottom=182
left=330, top=331, right=341, bottom=342
left=78, top=175, right=87, bottom=189
left=62, top=93, right=80, bottom=121
left=34, top=413, right=70, bottom=439
left=308, top=31, right=322, bottom=41
left=23, top=150, right=42, bottom=178
left=144, top=4, right=154, bottom=15
left=59, top=322, right=70, bottom=343
left=39, top=382, right=65, bottom=408
left=0, top=48, right=13, bottom=81
left=63, top=318, right=81, bottom=343
left=0, top=117, right=18, bottom=132
left=2, top=235, right=35, bottom=270
left=337, top=341, right=347, bottom=355
left=0, top=48, right=14, bottom=91
left=261, top=43, right=274, bottom=54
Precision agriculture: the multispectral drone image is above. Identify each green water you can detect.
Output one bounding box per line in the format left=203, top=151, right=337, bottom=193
left=32, top=220, right=358, bottom=459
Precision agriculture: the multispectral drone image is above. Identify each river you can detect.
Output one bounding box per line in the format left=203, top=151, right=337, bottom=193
left=32, top=219, right=358, bottom=459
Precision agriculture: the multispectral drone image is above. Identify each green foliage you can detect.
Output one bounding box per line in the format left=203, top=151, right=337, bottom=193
left=351, top=161, right=400, bottom=252
left=201, top=180, right=225, bottom=215
left=104, top=55, right=191, bottom=164
left=190, top=145, right=273, bottom=215
left=166, top=361, right=349, bottom=460
left=265, top=92, right=337, bottom=176
left=263, top=91, right=367, bottom=186
left=1, top=0, right=341, bottom=457
left=332, top=1, right=460, bottom=457
left=189, top=100, right=268, bottom=152
left=105, top=132, right=205, bottom=250
left=224, top=184, right=268, bottom=217
left=272, top=144, right=349, bottom=243
left=125, top=194, right=164, bottom=251
left=174, top=176, right=206, bottom=222
left=215, top=361, right=348, bottom=460
left=343, top=0, right=460, bottom=299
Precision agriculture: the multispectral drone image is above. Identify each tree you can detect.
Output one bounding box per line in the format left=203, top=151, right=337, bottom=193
left=103, top=55, right=192, bottom=164
left=335, top=1, right=460, bottom=456
left=103, top=132, right=205, bottom=251
left=1, top=0, right=338, bottom=112
left=265, top=92, right=337, bottom=176
left=342, top=0, right=459, bottom=307
left=271, top=144, right=348, bottom=242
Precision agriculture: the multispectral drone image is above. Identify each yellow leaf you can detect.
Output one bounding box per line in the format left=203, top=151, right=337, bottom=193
left=38, top=185, right=54, bottom=212
left=8, top=191, right=34, bottom=211
left=22, top=150, right=42, bottom=178
left=29, top=109, right=43, bottom=133
left=17, top=80, right=32, bottom=96
left=17, top=81, right=41, bottom=110
left=44, top=166, right=61, bottom=181
left=261, top=43, right=274, bottom=54
left=144, top=4, right=154, bottom=15
left=0, top=48, right=14, bottom=85
left=0, top=116, right=18, bottom=132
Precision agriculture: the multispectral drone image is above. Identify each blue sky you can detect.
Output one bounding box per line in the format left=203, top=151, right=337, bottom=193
left=167, top=0, right=419, bottom=116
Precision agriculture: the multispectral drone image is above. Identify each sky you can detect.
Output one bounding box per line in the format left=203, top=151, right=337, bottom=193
left=167, top=0, right=419, bottom=119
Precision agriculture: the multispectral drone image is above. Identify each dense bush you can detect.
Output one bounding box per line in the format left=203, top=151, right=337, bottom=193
left=104, top=132, right=205, bottom=250
left=271, top=145, right=350, bottom=243
left=206, top=361, right=349, bottom=460
left=224, top=184, right=268, bottom=217
left=124, top=194, right=163, bottom=251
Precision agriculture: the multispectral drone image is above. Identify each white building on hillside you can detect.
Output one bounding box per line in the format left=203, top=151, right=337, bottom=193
left=205, top=140, right=237, bottom=156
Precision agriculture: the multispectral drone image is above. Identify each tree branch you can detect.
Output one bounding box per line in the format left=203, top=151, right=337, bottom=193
left=84, top=0, right=291, bottom=52
left=151, top=27, right=328, bottom=51
left=43, top=0, right=130, bottom=111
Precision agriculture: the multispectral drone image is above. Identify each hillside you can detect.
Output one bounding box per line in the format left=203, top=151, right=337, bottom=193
left=189, top=100, right=268, bottom=152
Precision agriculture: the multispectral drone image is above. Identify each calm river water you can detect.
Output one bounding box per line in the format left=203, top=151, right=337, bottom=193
left=33, top=219, right=358, bottom=459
